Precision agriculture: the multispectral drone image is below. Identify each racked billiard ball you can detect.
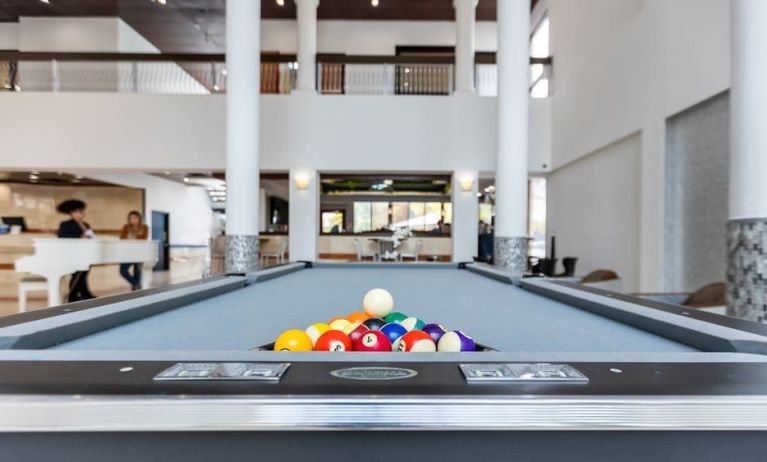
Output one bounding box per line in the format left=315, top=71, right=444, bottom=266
left=398, top=330, right=436, bottom=352
left=348, top=323, right=369, bottom=344
left=329, top=318, right=351, bottom=332
left=380, top=322, right=408, bottom=344
left=400, top=316, right=426, bottom=332
left=347, top=311, right=369, bottom=324
left=274, top=329, right=313, bottom=352
left=353, top=331, right=392, bottom=352
left=304, top=322, right=331, bottom=346
left=421, top=323, right=447, bottom=343
left=362, top=288, right=394, bottom=318
left=314, top=330, right=353, bottom=352
left=384, top=311, right=408, bottom=324
left=437, top=330, right=476, bottom=352
left=363, top=317, right=386, bottom=331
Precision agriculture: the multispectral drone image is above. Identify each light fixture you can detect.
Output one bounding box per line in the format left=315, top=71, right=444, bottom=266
left=213, top=84, right=220, bottom=91
left=276, top=0, right=285, bottom=5
left=459, top=176, right=474, bottom=192
left=294, top=173, right=311, bottom=190
left=183, top=177, right=190, bottom=183
left=40, top=0, right=50, bottom=4
left=371, top=0, right=379, bottom=6
left=221, top=68, right=227, bottom=76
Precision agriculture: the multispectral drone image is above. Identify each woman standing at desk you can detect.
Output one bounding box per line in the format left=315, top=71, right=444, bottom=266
left=119, top=210, right=148, bottom=291
left=56, top=199, right=95, bottom=302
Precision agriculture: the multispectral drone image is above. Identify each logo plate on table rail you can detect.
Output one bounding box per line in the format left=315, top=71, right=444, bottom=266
left=330, top=367, right=418, bottom=381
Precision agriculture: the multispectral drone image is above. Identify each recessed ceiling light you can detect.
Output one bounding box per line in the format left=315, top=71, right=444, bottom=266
left=371, top=0, right=379, bottom=6
left=40, top=0, right=50, bottom=4
left=276, top=0, right=285, bottom=6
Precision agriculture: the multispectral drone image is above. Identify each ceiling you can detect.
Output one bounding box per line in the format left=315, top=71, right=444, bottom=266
left=0, top=0, right=536, bottom=53
left=0, top=171, right=120, bottom=187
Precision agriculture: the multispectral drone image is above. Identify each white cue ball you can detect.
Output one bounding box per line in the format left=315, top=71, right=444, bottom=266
left=362, top=288, right=394, bottom=318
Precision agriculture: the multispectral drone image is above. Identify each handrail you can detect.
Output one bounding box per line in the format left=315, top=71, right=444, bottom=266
left=0, top=51, right=551, bottom=66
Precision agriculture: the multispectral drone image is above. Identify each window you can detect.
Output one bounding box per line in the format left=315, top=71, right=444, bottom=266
left=530, top=14, right=551, bottom=98
left=528, top=177, right=547, bottom=258
left=353, top=202, right=372, bottom=233
left=351, top=201, right=453, bottom=234
left=371, top=202, right=390, bottom=231
left=321, top=210, right=344, bottom=233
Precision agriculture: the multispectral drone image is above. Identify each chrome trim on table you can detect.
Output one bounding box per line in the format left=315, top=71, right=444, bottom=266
left=2, top=395, right=767, bottom=431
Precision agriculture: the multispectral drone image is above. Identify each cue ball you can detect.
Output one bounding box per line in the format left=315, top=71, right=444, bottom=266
left=363, top=317, right=386, bottom=331
left=362, top=288, right=394, bottom=318
left=398, top=330, right=436, bottom=352
left=314, top=330, right=353, bottom=352
left=274, top=329, right=313, bottom=352
left=304, top=322, right=331, bottom=346
left=400, top=316, right=426, bottom=332
left=437, top=331, right=476, bottom=352
left=380, top=323, right=408, bottom=344
left=353, top=331, right=392, bottom=352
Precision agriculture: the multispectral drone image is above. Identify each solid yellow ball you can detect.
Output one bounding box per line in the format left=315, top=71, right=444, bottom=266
left=274, top=329, right=313, bottom=352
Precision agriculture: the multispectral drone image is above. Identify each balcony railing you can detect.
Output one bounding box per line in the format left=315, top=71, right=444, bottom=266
left=0, top=52, right=551, bottom=97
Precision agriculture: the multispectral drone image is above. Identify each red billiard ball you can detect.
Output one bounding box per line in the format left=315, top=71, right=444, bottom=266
left=398, top=330, right=437, bottom=352
left=314, top=330, right=353, bottom=352
left=348, top=323, right=369, bottom=344
left=353, top=331, right=392, bottom=352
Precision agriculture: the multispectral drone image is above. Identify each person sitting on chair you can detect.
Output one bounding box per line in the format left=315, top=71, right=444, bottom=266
left=119, top=210, right=149, bottom=291
left=56, top=199, right=95, bottom=302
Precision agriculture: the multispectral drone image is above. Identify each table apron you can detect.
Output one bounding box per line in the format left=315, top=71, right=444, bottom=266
left=2, top=395, right=767, bottom=432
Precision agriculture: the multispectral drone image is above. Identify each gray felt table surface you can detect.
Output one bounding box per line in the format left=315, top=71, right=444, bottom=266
left=53, top=265, right=698, bottom=353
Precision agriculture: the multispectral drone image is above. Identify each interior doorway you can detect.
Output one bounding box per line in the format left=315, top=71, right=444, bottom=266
left=151, top=211, right=170, bottom=272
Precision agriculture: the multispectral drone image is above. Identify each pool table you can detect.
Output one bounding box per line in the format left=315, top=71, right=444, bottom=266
left=1, top=262, right=767, bottom=461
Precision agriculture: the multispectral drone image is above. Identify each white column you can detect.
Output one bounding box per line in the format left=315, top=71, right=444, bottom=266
left=727, top=0, right=767, bottom=321
left=493, top=0, right=531, bottom=273
left=452, top=171, right=479, bottom=262
left=295, top=0, right=319, bottom=93
left=225, top=0, right=261, bottom=273
left=454, top=0, right=478, bottom=93
left=289, top=170, right=319, bottom=261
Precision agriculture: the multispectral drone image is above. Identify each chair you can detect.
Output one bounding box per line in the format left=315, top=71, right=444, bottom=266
left=581, top=269, right=620, bottom=283
left=261, top=239, right=287, bottom=266
left=683, top=282, right=726, bottom=308
left=354, top=239, right=379, bottom=261
left=17, top=276, right=49, bottom=313
left=398, top=240, right=422, bottom=262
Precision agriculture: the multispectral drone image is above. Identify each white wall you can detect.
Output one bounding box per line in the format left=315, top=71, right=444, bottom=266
left=79, top=172, right=213, bottom=246
left=18, top=17, right=121, bottom=52
left=546, top=0, right=731, bottom=291
left=0, top=23, right=19, bottom=50
left=262, top=20, right=498, bottom=54
left=0, top=92, right=550, bottom=174
left=547, top=133, right=641, bottom=292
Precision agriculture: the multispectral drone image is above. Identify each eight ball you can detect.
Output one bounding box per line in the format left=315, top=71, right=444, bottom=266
left=363, top=317, right=386, bottom=331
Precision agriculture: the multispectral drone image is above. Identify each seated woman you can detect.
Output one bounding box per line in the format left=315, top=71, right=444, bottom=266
left=119, top=210, right=149, bottom=291
left=56, top=199, right=95, bottom=302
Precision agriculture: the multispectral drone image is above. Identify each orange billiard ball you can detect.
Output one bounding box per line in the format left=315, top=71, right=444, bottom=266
left=347, top=311, right=369, bottom=324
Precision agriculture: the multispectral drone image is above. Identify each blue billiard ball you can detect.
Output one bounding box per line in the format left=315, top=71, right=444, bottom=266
left=380, top=323, right=408, bottom=344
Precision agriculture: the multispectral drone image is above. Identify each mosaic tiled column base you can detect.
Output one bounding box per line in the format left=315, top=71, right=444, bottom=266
left=225, top=234, right=260, bottom=274
left=727, top=219, right=767, bottom=323
left=494, top=236, right=529, bottom=275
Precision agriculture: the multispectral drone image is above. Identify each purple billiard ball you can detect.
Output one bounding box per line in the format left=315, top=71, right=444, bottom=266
left=421, top=323, right=447, bottom=343
left=437, top=330, right=476, bottom=352
left=380, top=323, right=408, bottom=344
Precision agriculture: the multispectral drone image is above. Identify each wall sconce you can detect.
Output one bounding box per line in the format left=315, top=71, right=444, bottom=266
left=459, top=176, right=474, bottom=192
left=294, top=173, right=311, bottom=190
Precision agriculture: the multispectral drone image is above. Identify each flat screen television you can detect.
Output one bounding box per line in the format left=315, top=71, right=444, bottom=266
left=1, top=216, right=28, bottom=232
